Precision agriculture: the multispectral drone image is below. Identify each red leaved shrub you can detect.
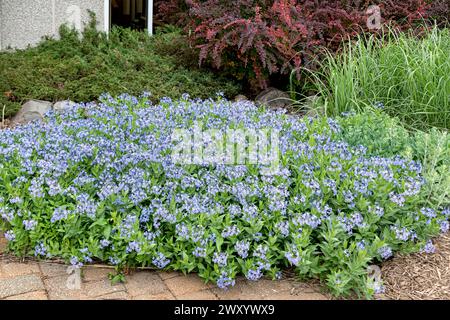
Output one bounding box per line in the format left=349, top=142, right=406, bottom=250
left=426, top=0, right=450, bottom=27
left=157, top=0, right=430, bottom=90
left=154, top=0, right=194, bottom=27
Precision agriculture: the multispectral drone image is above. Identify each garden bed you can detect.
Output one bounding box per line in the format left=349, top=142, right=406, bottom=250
left=0, top=94, right=448, bottom=298
left=381, top=232, right=450, bottom=300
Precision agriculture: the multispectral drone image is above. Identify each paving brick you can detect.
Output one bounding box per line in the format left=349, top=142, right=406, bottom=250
left=243, top=279, right=292, bottom=294
left=125, top=271, right=169, bottom=297
left=97, top=291, right=130, bottom=300
left=82, top=267, right=111, bottom=282
left=5, top=290, right=48, bottom=300
left=212, top=279, right=327, bottom=300
left=44, top=275, right=87, bottom=300
left=0, top=234, right=7, bottom=253
left=211, top=280, right=247, bottom=300
left=39, top=262, right=69, bottom=278
left=0, top=258, right=329, bottom=301
left=290, top=282, right=329, bottom=298
left=132, top=292, right=176, bottom=300
left=0, top=274, right=45, bottom=299
left=158, top=271, right=181, bottom=280
left=266, top=291, right=327, bottom=300
left=0, top=262, right=40, bottom=278
left=176, top=289, right=218, bottom=300
left=164, top=274, right=214, bottom=297
left=84, top=279, right=126, bottom=298
left=210, top=279, right=277, bottom=300
left=290, top=281, right=322, bottom=293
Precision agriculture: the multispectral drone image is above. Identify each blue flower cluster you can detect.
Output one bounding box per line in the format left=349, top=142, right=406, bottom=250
left=0, top=93, right=447, bottom=297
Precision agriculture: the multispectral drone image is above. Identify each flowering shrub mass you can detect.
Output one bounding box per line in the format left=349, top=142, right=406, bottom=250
left=0, top=94, right=448, bottom=297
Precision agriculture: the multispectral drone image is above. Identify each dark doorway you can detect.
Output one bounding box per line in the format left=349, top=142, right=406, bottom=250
left=111, top=0, right=148, bottom=31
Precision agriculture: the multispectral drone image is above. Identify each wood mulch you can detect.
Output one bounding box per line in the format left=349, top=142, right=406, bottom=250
left=380, top=232, right=450, bottom=300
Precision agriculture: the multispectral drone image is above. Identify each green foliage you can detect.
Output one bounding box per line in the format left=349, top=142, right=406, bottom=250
left=299, top=26, right=450, bottom=130
left=337, top=110, right=450, bottom=210
left=0, top=95, right=448, bottom=298
left=0, top=20, right=241, bottom=118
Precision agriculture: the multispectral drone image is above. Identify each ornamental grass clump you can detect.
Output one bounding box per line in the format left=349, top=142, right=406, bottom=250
left=0, top=94, right=448, bottom=298
left=307, top=26, right=450, bottom=130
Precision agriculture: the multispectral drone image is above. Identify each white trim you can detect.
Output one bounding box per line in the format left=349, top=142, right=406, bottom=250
left=104, top=0, right=110, bottom=33
left=147, top=0, right=153, bottom=35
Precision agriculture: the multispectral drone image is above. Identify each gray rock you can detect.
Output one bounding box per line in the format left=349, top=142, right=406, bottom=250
left=255, top=88, right=292, bottom=110
left=234, top=94, right=248, bottom=102
left=12, top=100, right=52, bottom=125
left=53, top=100, right=76, bottom=113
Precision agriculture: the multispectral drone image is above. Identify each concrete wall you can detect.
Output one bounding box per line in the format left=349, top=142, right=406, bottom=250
left=0, top=0, right=105, bottom=50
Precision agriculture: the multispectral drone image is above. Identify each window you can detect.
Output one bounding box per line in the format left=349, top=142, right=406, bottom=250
left=106, top=0, right=153, bottom=34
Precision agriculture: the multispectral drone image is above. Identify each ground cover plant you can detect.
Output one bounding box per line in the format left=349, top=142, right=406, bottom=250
left=0, top=94, right=448, bottom=298
left=304, top=26, right=450, bottom=130
left=0, top=17, right=240, bottom=118
left=337, top=110, right=449, bottom=214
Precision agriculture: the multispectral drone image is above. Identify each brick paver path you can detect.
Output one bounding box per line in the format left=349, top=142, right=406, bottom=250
left=0, top=234, right=328, bottom=300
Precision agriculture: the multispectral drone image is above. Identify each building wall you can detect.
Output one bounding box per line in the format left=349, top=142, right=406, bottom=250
left=0, top=0, right=105, bottom=50
left=0, top=2, right=2, bottom=50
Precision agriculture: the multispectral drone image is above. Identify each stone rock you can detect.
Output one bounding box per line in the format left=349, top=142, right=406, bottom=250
left=12, top=100, right=52, bottom=125
left=234, top=94, right=248, bottom=102
left=53, top=100, right=76, bottom=113
left=255, top=87, right=292, bottom=110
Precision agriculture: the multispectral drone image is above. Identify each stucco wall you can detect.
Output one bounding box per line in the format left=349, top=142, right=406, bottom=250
left=0, top=2, right=2, bottom=50
left=0, top=0, right=105, bottom=50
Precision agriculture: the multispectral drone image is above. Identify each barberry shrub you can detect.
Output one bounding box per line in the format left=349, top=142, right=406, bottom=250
left=185, top=0, right=428, bottom=90
left=426, top=0, right=450, bottom=27
left=1, top=94, right=448, bottom=298
left=154, top=0, right=194, bottom=27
